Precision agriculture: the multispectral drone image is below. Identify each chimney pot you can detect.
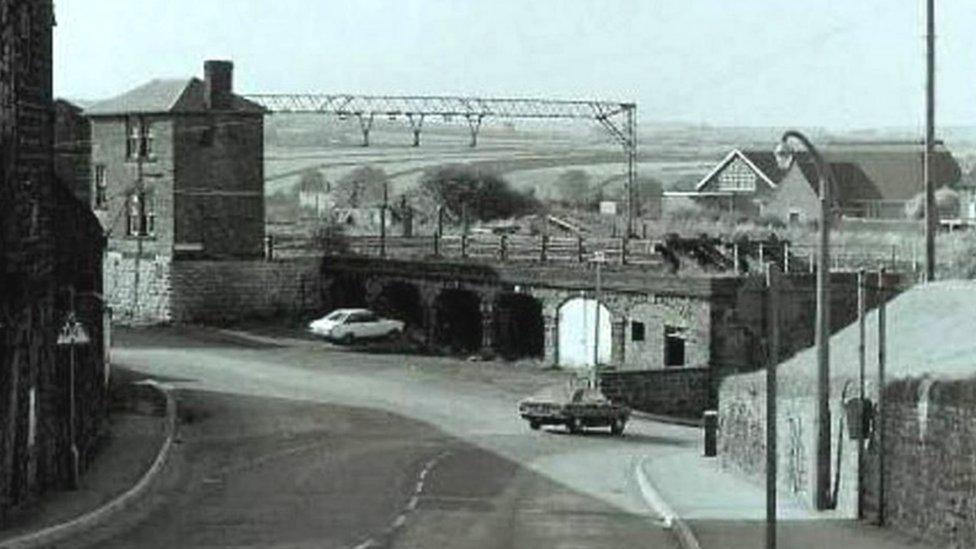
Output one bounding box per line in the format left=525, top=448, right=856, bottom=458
left=204, top=60, right=234, bottom=110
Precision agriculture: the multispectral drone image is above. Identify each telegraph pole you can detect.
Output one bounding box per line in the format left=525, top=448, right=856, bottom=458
left=924, top=0, right=936, bottom=281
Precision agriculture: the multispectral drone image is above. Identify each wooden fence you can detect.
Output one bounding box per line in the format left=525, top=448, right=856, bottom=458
left=314, top=233, right=665, bottom=267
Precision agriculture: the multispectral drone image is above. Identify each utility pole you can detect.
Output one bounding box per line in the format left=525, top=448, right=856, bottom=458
left=857, top=269, right=867, bottom=519
left=765, top=264, right=780, bottom=549
left=591, top=251, right=606, bottom=387
left=924, top=0, right=936, bottom=281
left=379, top=179, right=388, bottom=258
left=877, top=268, right=888, bottom=525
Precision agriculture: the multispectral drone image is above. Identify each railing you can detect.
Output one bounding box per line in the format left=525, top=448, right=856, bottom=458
left=789, top=243, right=921, bottom=274
left=316, top=233, right=665, bottom=267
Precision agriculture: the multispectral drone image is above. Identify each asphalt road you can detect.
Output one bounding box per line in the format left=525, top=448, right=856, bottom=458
left=80, top=327, right=691, bottom=548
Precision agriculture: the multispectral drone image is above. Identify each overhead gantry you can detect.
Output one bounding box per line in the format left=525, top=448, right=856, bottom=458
left=244, top=93, right=639, bottom=234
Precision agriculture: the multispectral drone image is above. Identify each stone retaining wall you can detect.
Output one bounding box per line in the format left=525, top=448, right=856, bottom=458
left=861, top=377, right=976, bottom=547
left=600, top=368, right=712, bottom=420
left=169, top=258, right=322, bottom=324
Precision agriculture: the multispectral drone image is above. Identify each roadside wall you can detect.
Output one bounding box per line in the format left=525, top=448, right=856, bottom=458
left=600, top=368, right=712, bottom=420
left=718, top=373, right=860, bottom=516
left=104, top=253, right=173, bottom=325
left=861, top=377, right=976, bottom=547
left=169, top=258, right=322, bottom=323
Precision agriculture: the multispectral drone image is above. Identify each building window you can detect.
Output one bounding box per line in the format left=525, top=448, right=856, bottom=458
left=200, top=126, right=214, bottom=147
left=126, top=117, right=154, bottom=160
left=664, top=326, right=686, bottom=368
left=126, top=191, right=156, bottom=237
left=788, top=209, right=801, bottom=225
left=631, top=321, right=645, bottom=342
left=94, top=164, right=107, bottom=208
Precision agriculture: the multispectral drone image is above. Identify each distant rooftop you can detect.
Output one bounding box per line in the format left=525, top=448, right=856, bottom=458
left=85, top=61, right=264, bottom=116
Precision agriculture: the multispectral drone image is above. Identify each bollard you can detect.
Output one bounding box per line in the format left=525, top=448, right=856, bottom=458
left=703, top=409, right=718, bottom=457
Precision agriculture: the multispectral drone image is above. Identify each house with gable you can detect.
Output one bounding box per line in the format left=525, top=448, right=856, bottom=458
left=670, top=142, right=962, bottom=223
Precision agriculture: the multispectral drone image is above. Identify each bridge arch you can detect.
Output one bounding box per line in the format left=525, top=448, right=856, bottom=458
left=493, top=293, right=544, bottom=360
left=324, top=274, right=368, bottom=311
left=432, top=288, right=483, bottom=353
left=373, top=281, right=425, bottom=335
left=557, top=297, right=612, bottom=368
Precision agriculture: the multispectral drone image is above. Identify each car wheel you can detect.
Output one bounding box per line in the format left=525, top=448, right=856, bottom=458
left=610, top=418, right=626, bottom=436
left=529, top=420, right=541, bottom=431
left=341, top=333, right=355, bottom=345
left=567, top=417, right=583, bottom=434
left=387, top=328, right=401, bottom=340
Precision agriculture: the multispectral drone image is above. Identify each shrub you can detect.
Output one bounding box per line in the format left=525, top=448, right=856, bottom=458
left=420, top=164, right=540, bottom=221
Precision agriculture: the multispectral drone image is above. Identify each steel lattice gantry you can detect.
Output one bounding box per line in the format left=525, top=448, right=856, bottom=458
left=245, top=93, right=639, bottom=234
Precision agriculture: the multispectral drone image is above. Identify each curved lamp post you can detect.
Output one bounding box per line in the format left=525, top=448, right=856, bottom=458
left=774, top=131, right=836, bottom=510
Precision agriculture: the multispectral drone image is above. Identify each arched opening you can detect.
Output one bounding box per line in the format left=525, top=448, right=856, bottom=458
left=373, top=281, right=425, bottom=339
left=557, top=297, right=612, bottom=368
left=494, top=293, right=544, bottom=360
left=325, top=274, right=367, bottom=311
left=433, top=289, right=482, bottom=353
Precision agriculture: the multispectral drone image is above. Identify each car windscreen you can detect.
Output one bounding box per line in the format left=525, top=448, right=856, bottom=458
left=325, top=311, right=346, bottom=321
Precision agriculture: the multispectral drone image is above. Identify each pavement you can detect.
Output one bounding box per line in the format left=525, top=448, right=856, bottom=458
left=638, top=426, right=935, bottom=548
left=0, top=372, right=172, bottom=548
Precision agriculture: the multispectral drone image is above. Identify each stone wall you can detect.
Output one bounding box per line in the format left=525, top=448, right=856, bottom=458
left=169, top=258, right=322, bottom=323
left=715, top=271, right=906, bottom=516
left=104, top=257, right=322, bottom=326
left=104, top=252, right=173, bottom=325
left=860, top=377, right=976, bottom=547
left=600, top=367, right=712, bottom=420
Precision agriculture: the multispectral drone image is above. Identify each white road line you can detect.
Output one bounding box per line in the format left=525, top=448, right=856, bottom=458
left=352, top=539, right=378, bottom=549
left=635, top=456, right=702, bottom=549
left=392, top=514, right=407, bottom=529
left=407, top=496, right=419, bottom=510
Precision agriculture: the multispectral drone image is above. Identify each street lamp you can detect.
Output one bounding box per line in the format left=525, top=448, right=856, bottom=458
left=774, top=130, right=836, bottom=510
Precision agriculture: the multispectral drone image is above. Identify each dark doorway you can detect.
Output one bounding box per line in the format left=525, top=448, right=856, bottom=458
left=664, top=325, right=686, bottom=367
left=494, top=293, right=544, bottom=360
left=325, top=275, right=367, bottom=311
left=433, top=289, right=482, bottom=353
left=374, top=281, right=424, bottom=332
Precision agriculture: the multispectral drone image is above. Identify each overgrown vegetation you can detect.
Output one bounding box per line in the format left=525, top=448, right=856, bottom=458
left=419, top=164, right=540, bottom=221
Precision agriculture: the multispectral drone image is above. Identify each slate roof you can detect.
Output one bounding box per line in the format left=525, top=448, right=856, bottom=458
left=85, top=78, right=264, bottom=116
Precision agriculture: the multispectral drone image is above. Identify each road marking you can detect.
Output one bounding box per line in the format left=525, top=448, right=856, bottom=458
left=635, top=456, right=701, bottom=549
left=346, top=449, right=452, bottom=548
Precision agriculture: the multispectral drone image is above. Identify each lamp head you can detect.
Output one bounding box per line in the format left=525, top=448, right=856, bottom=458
left=774, top=140, right=795, bottom=171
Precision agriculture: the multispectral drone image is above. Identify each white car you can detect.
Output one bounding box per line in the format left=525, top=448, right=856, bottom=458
left=308, top=309, right=405, bottom=344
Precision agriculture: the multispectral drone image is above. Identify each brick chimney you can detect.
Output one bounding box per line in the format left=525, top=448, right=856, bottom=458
left=204, top=60, right=234, bottom=110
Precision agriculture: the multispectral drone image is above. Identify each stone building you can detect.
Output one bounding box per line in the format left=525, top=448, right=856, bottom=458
left=53, top=98, right=91, bottom=204
left=85, top=60, right=266, bottom=323
left=1, top=0, right=107, bottom=521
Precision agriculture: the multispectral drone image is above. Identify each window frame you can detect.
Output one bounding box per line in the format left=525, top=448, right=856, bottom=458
left=631, top=321, right=646, bottom=342
left=93, top=164, right=107, bottom=209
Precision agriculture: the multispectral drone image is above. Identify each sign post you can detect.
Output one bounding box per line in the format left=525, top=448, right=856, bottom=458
left=58, top=312, right=90, bottom=490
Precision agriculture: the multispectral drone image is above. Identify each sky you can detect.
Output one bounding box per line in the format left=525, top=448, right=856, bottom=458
left=53, top=0, right=975, bottom=130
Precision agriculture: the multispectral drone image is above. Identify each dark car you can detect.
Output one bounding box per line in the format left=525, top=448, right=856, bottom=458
left=518, top=385, right=629, bottom=435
